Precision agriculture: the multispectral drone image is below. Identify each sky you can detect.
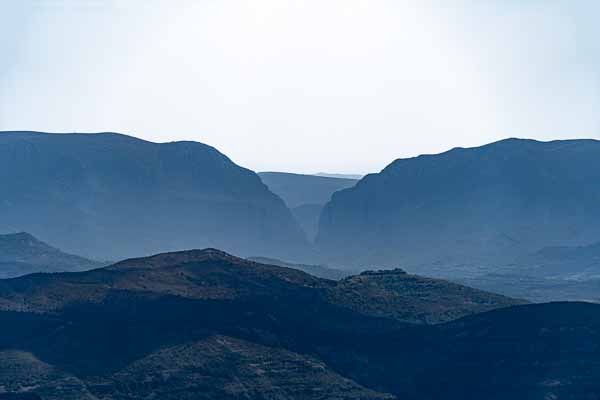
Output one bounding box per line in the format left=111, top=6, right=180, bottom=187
left=1, top=0, right=599, bottom=174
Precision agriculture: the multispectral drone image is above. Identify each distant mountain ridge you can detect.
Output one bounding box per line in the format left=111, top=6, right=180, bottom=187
left=0, top=131, right=308, bottom=261
left=258, top=172, right=358, bottom=209
left=0, top=232, right=102, bottom=279
left=248, top=256, right=353, bottom=280
left=317, top=138, right=600, bottom=273
left=314, top=173, right=364, bottom=180
left=259, top=171, right=358, bottom=241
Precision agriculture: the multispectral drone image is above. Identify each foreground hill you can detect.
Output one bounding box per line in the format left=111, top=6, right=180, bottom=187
left=375, top=301, right=600, bottom=399
left=0, top=232, right=102, bottom=279
left=0, top=342, right=391, bottom=400
left=0, top=131, right=308, bottom=261
left=328, top=269, right=523, bottom=324
left=317, top=138, right=600, bottom=273
left=259, top=172, right=357, bottom=240
left=0, top=249, right=596, bottom=399
left=0, top=249, right=517, bottom=322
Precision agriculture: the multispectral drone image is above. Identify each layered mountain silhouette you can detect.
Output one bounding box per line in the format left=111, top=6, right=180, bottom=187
left=1, top=248, right=598, bottom=399
left=315, top=173, right=363, bottom=180
left=258, top=172, right=359, bottom=209
left=317, top=138, right=600, bottom=273
left=0, top=232, right=102, bottom=279
left=259, top=172, right=357, bottom=241
left=0, top=132, right=308, bottom=261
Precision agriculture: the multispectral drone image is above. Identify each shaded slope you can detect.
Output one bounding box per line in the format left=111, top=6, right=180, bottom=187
left=0, top=249, right=328, bottom=313
left=0, top=249, right=597, bottom=399
left=392, top=302, right=600, bottom=399
left=0, top=338, right=391, bottom=400
left=0, top=249, right=514, bottom=324
left=0, top=131, right=308, bottom=261
left=317, top=138, right=600, bottom=272
left=92, top=335, right=393, bottom=400
left=328, top=269, right=523, bottom=324
left=0, top=249, right=401, bottom=399
left=0, top=350, right=92, bottom=400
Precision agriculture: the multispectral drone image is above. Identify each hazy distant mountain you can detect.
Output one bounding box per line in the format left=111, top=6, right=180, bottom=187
left=248, top=256, right=353, bottom=280
left=0, top=132, right=308, bottom=261
left=259, top=171, right=357, bottom=240
left=455, top=241, right=600, bottom=302
left=459, top=273, right=600, bottom=303
left=0, top=248, right=595, bottom=399
left=315, top=173, right=364, bottom=180
left=258, top=172, right=358, bottom=209
left=514, top=241, right=600, bottom=280
left=0, top=232, right=102, bottom=279
left=317, top=138, right=600, bottom=273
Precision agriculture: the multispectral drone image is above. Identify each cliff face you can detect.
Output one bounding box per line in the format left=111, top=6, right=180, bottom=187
left=0, top=131, right=308, bottom=261
left=317, top=138, right=600, bottom=272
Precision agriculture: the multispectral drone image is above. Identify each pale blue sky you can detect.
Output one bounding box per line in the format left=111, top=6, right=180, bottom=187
left=1, top=1, right=599, bottom=173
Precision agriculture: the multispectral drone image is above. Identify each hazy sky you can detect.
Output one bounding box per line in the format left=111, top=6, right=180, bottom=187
left=1, top=1, right=599, bottom=174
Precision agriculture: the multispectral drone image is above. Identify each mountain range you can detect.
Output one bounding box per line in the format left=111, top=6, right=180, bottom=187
left=314, top=173, right=363, bottom=180
left=1, top=248, right=598, bottom=399
left=317, top=138, right=600, bottom=274
left=0, top=131, right=308, bottom=261
left=4, top=131, right=600, bottom=398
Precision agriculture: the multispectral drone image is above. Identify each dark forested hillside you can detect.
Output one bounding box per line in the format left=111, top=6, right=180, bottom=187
left=0, top=248, right=595, bottom=399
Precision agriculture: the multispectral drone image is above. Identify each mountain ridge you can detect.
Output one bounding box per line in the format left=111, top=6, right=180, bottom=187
left=0, top=131, right=309, bottom=262
left=0, top=232, right=102, bottom=279
left=317, top=137, right=600, bottom=273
